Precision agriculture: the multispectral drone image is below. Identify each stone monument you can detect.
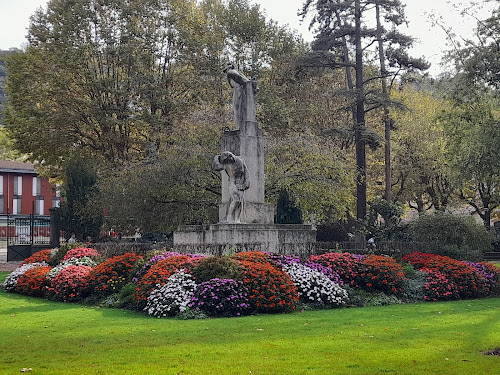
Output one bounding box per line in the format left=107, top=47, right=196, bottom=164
left=173, top=64, right=315, bottom=255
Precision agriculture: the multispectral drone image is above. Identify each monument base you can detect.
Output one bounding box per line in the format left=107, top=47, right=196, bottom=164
left=173, top=223, right=316, bottom=256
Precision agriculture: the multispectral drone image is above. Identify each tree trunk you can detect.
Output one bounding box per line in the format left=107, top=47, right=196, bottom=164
left=376, top=4, right=392, bottom=202
left=355, top=0, right=366, bottom=220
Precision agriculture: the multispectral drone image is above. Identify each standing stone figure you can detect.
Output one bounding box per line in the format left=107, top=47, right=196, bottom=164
left=214, top=151, right=250, bottom=223
left=223, top=62, right=258, bottom=129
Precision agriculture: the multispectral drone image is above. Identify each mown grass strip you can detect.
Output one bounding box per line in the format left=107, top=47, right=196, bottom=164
left=1, top=272, right=499, bottom=375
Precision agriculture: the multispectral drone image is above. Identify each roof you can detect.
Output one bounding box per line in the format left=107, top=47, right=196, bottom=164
left=0, top=160, right=37, bottom=174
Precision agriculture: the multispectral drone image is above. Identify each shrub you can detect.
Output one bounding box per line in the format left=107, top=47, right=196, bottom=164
left=283, top=263, right=348, bottom=307
left=132, top=251, right=202, bottom=283
left=84, top=253, right=142, bottom=296
left=464, top=261, right=500, bottom=296
left=48, top=256, right=97, bottom=279
left=145, top=270, right=197, bottom=318
left=231, top=251, right=273, bottom=265
left=357, top=255, right=406, bottom=294
left=401, top=252, right=438, bottom=269
left=49, top=265, right=93, bottom=302
left=15, top=266, right=52, bottom=297
left=52, top=242, right=87, bottom=265
left=422, top=269, right=460, bottom=301
left=189, top=278, right=252, bottom=317
left=2, top=262, right=49, bottom=292
left=400, top=271, right=428, bottom=301
left=410, top=213, right=494, bottom=257
left=424, top=255, right=485, bottom=298
left=309, top=252, right=362, bottom=287
left=62, top=247, right=102, bottom=262
left=238, top=260, right=298, bottom=313
left=316, top=222, right=349, bottom=242
left=191, top=256, right=244, bottom=283
left=134, top=255, right=199, bottom=303
left=22, top=249, right=55, bottom=265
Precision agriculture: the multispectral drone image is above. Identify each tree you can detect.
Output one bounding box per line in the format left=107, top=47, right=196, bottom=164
left=299, top=0, right=427, bottom=220
left=54, top=157, right=103, bottom=241
left=390, top=85, right=454, bottom=212
left=275, top=189, right=303, bottom=224
left=4, top=0, right=207, bottom=167
left=441, top=100, right=500, bottom=228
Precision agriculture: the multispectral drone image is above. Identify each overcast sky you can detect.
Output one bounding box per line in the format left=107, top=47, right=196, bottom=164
left=0, top=0, right=495, bottom=76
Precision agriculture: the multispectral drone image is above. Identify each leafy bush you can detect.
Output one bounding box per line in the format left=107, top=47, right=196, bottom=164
left=238, top=260, right=298, bottom=313
left=2, top=262, right=49, bottom=292
left=425, top=255, right=485, bottom=298
left=134, top=255, right=200, bottom=303
left=145, top=270, right=197, bottom=317
left=410, top=213, right=494, bottom=257
left=191, top=256, right=243, bottom=283
left=52, top=242, right=87, bottom=265
left=422, top=269, right=460, bottom=301
left=22, top=249, right=55, bottom=265
left=84, top=253, right=142, bottom=296
left=15, top=266, right=52, bottom=297
left=49, top=265, right=93, bottom=302
left=283, top=263, right=348, bottom=307
left=231, top=251, right=274, bottom=265
left=48, top=256, right=97, bottom=279
left=62, top=247, right=102, bottom=262
left=132, top=251, right=202, bottom=283
left=316, top=222, right=349, bottom=242
left=347, top=288, right=403, bottom=307
left=308, top=252, right=362, bottom=287
left=357, top=255, right=406, bottom=294
left=464, top=261, right=500, bottom=296
left=400, top=271, right=428, bottom=301
left=401, top=252, right=438, bottom=269
left=189, top=278, right=251, bottom=317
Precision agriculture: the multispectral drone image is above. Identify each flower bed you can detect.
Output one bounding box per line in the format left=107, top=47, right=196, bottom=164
left=3, top=248, right=500, bottom=318
left=22, top=249, right=55, bottom=265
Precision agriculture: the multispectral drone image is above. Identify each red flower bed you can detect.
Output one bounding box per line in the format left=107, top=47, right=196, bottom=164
left=62, top=247, right=102, bottom=261
left=49, top=265, right=93, bottom=302
left=231, top=251, right=273, bottom=264
left=357, top=255, right=406, bottom=293
left=22, top=249, right=53, bottom=265
left=423, top=269, right=460, bottom=301
left=424, top=255, right=484, bottom=299
left=84, top=253, right=142, bottom=295
left=401, top=252, right=438, bottom=269
left=134, top=255, right=199, bottom=302
left=309, top=252, right=362, bottom=287
left=15, top=266, right=52, bottom=297
left=238, top=260, right=298, bottom=313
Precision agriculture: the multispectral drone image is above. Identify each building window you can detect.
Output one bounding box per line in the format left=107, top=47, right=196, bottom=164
left=0, top=175, right=3, bottom=195
left=52, top=197, right=60, bottom=208
left=0, top=195, right=3, bottom=214
left=36, top=196, right=45, bottom=215
left=14, top=176, right=22, bottom=195
left=32, top=177, right=41, bottom=197
left=13, top=197, right=21, bottom=214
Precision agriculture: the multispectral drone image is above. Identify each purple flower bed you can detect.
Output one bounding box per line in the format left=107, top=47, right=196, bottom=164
left=189, top=278, right=251, bottom=317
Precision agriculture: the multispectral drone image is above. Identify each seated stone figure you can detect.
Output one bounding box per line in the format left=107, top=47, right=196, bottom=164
left=214, top=151, right=250, bottom=223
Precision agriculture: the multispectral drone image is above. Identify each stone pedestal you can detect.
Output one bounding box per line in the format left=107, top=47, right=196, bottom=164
left=174, top=223, right=316, bottom=256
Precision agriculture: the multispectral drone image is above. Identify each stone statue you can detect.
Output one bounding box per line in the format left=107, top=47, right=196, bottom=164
left=223, top=63, right=258, bottom=129
left=214, top=151, right=250, bottom=223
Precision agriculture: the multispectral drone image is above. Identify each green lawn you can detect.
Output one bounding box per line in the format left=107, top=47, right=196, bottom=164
left=1, top=272, right=499, bottom=375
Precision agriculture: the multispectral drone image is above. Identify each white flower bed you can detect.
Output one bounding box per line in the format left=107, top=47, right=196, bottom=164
left=283, top=263, right=349, bottom=306
left=145, top=269, right=197, bottom=318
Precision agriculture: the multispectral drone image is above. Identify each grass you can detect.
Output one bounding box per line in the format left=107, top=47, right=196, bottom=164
left=1, top=272, right=499, bottom=375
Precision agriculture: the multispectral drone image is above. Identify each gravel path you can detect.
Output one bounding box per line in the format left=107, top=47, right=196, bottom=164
left=0, top=262, right=22, bottom=272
